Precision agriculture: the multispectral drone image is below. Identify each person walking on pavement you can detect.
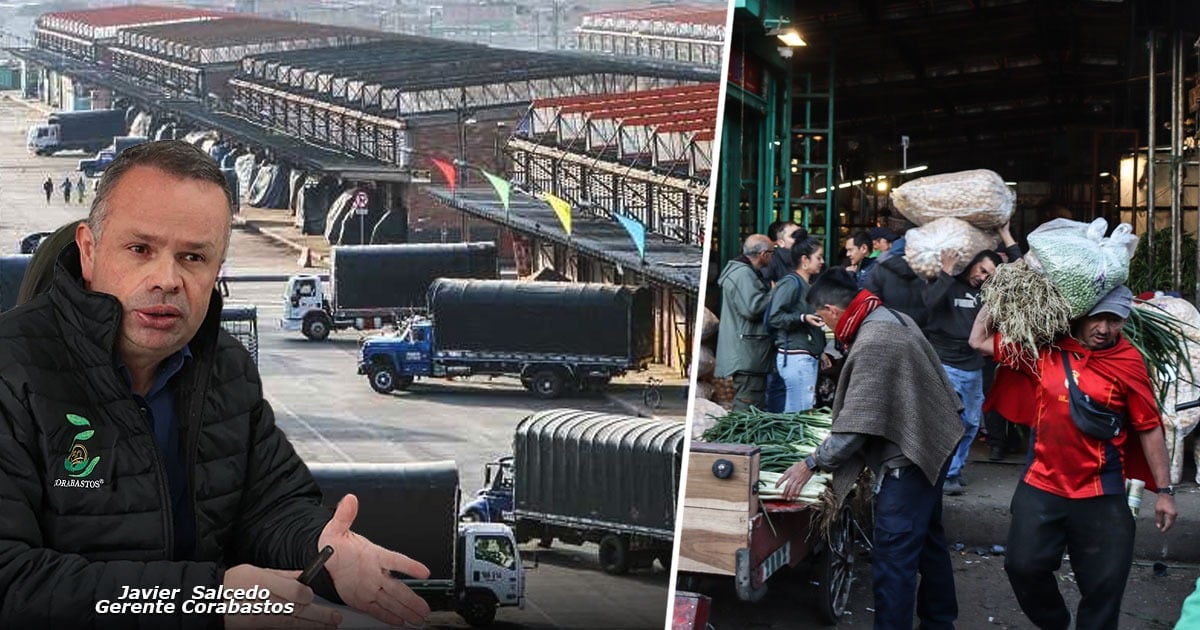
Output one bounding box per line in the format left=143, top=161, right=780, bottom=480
left=971, top=285, right=1177, bottom=630
left=715, top=234, right=775, bottom=411
left=923, top=221, right=1020, bottom=495
left=766, top=237, right=829, bottom=412
left=218, top=262, right=230, bottom=297
left=42, top=176, right=53, bottom=204
left=60, top=175, right=72, bottom=204
left=777, top=269, right=963, bottom=630
left=76, top=175, right=86, bottom=204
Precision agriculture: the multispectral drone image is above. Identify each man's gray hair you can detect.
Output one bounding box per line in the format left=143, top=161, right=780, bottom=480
left=88, top=140, right=233, bottom=244
left=743, top=235, right=771, bottom=257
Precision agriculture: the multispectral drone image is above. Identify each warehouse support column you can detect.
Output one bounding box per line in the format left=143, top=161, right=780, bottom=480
left=381, top=182, right=408, bottom=243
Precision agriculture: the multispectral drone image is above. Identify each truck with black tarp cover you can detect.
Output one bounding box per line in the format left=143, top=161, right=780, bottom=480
left=461, top=410, right=684, bottom=574
left=26, top=109, right=127, bottom=155
left=308, top=461, right=524, bottom=626
left=282, top=242, right=498, bottom=340
left=357, top=279, right=653, bottom=398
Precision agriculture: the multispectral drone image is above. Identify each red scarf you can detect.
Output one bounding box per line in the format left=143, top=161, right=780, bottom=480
left=834, top=290, right=882, bottom=347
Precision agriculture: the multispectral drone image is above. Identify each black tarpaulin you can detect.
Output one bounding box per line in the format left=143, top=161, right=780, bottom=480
left=429, top=279, right=653, bottom=360
left=331, top=242, right=498, bottom=310
left=513, top=410, right=683, bottom=533
left=309, top=462, right=459, bottom=580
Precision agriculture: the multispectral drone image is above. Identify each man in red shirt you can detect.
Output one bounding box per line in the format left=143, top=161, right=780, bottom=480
left=969, top=285, right=1177, bottom=630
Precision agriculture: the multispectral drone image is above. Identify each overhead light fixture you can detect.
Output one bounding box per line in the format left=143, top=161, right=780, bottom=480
left=876, top=180, right=889, bottom=192
left=899, top=164, right=929, bottom=174
left=764, top=18, right=806, bottom=47
left=770, top=27, right=806, bottom=47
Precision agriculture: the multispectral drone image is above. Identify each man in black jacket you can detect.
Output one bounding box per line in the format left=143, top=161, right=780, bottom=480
left=923, top=221, right=1020, bottom=494
left=0, top=141, right=431, bottom=628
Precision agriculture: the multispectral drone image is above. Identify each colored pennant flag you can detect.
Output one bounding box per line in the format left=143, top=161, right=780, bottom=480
left=431, top=157, right=457, bottom=195
left=541, top=192, right=572, bottom=235
left=479, top=169, right=511, bottom=218
left=614, top=213, right=647, bottom=261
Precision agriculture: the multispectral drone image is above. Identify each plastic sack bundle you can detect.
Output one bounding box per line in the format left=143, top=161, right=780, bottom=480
left=891, top=169, right=1015, bottom=229
left=1026, top=218, right=1139, bottom=317
left=903, top=217, right=1000, bottom=279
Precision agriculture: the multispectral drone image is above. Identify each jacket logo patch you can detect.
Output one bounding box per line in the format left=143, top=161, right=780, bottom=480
left=55, top=414, right=105, bottom=488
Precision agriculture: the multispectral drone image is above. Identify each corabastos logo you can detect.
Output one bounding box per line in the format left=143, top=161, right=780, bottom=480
left=63, top=413, right=100, bottom=479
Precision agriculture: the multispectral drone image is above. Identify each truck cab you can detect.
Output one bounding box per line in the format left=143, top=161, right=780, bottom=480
left=456, top=522, right=524, bottom=626
left=358, top=317, right=433, bottom=393
left=461, top=457, right=514, bottom=524
left=26, top=124, right=56, bottom=154
left=281, top=274, right=331, bottom=339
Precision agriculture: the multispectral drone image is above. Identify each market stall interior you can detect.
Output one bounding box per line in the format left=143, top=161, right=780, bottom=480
left=711, top=0, right=1200, bottom=302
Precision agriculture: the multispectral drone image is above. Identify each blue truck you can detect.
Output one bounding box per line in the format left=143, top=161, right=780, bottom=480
left=357, top=279, right=653, bottom=399
left=460, top=410, right=684, bottom=575
left=78, top=135, right=149, bottom=176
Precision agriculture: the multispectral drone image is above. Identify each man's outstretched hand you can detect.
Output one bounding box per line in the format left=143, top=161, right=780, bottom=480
left=319, top=494, right=433, bottom=627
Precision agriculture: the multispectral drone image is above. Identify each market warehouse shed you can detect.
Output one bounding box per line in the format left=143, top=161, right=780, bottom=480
left=717, top=0, right=1200, bottom=294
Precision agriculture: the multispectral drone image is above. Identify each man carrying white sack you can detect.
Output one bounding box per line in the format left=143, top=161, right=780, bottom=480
left=970, top=285, right=1177, bottom=630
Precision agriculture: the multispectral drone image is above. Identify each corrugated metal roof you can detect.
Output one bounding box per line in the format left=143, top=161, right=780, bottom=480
left=42, top=5, right=228, bottom=28
left=532, top=84, right=718, bottom=110
left=121, top=15, right=379, bottom=48
left=580, top=5, right=728, bottom=27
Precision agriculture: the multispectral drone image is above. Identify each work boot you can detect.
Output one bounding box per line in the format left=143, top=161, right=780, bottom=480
left=943, top=477, right=965, bottom=495
left=989, top=444, right=1005, bottom=461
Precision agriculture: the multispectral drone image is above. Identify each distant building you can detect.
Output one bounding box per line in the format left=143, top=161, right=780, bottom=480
left=574, top=5, right=727, bottom=68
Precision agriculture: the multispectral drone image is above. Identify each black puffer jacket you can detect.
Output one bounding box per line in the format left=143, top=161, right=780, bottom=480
left=0, top=245, right=333, bottom=628
left=864, top=255, right=929, bottom=327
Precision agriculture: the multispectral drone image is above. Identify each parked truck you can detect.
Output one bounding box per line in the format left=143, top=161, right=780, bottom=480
left=461, top=410, right=684, bottom=575
left=282, top=242, right=498, bottom=341
left=78, top=135, right=149, bottom=176
left=26, top=109, right=127, bottom=155
left=308, top=461, right=524, bottom=627
left=358, top=279, right=653, bottom=398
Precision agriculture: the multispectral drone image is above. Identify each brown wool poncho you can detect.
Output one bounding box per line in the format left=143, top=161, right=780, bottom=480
left=828, top=308, right=965, bottom=501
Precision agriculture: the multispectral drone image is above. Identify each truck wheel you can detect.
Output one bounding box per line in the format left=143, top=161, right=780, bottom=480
left=530, top=369, right=565, bottom=399
left=457, top=591, right=497, bottom=627
left=369, top=366, right=396, bottom=394
left=301, top=312, right=332, bottom=341
left=598, top=534, right=630, bottom=575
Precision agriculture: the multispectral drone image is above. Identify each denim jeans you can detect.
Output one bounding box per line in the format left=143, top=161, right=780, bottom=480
left=776, top=351, right=818, bottom=412
left=764, top=370, right=786, bottom=413
left=942, top=364, right=983, bottom=479
left=872, top=465, right=958, bottom=629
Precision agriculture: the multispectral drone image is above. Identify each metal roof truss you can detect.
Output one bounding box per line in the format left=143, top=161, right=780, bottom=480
left=231, top=79, right=410, bottom=167
left=507, top=137, right=705, bottom=246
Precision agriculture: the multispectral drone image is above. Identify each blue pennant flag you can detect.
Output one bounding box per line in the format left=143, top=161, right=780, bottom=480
left=614, top=213, right=646, bottom=261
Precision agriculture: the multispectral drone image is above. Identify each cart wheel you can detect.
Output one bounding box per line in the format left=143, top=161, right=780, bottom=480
left=816, top=507, right=855, bottom=625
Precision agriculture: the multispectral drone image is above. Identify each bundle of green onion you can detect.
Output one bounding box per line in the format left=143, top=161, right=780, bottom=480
left=701, top=408, right=835, bottom=503
left=1126, top=303, right=1197, bottom=408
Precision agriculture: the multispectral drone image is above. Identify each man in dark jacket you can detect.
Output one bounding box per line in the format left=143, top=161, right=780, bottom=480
left=923, top=221, right=1020, bottom=494
left=0, top=141, right=431, bottom=628
left=864, top=238, right=929, bottom=327
left=762, top=220, right=805, bottom=286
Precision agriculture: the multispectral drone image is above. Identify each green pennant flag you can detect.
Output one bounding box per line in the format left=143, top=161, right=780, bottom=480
left=479, top=169, right=511, bottom=218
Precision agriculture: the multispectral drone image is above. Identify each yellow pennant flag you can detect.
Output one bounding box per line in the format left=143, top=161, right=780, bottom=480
left=541, top=192, right=572, bottom=235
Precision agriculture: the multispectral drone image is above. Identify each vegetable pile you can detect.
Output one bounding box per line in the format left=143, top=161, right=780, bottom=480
left=1125, top=301, right=1197, bottom=408
left=701, top=408, right=834, bottom=503
left=979, top=259, right=1072, bottom=371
